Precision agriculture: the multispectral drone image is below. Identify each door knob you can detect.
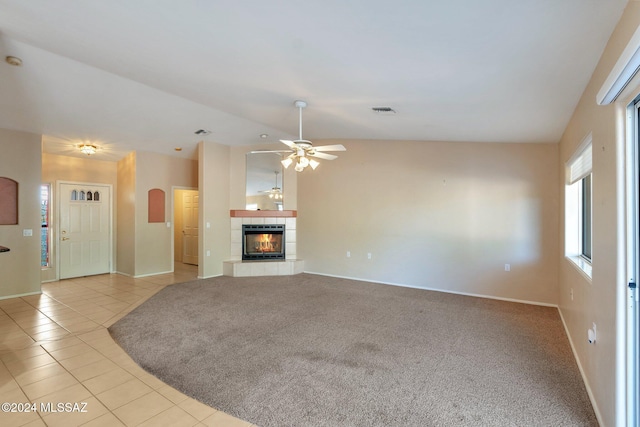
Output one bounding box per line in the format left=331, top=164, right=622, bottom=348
left=62, top=237, right=70, bottom=241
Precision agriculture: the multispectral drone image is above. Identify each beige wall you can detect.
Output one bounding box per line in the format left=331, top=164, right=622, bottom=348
left=134, top=151, right=197, bottom=276
left=558, top=3, right=640, bottom=426
left=0, top=128, right=42, bottom=299
left=199, top=141, right=230, bottom=278
left=116, top=151, right=198, bottom=276
left=42, top=153, right=118, bottom=281
left=298, top=139, right=559, bottom=305
left=116, top=152, right=136, bottom=276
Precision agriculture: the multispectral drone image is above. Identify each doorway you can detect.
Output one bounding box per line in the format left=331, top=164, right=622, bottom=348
left=58, top=182, right=112, bottom=279
left=174, top=188, right=199, bottom=266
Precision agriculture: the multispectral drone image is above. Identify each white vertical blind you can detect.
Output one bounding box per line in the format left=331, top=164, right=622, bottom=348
left=567, top=137, right=592, bottom=185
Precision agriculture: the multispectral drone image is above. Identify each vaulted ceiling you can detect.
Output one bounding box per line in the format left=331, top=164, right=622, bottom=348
left=0, top=0, right=628, bottom=160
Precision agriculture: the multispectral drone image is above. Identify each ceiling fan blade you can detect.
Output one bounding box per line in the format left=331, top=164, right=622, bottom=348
left=280, top=140, right=297, bottom=148
left=313, top=144, right=346, bottom=152
left=310, top=152, right=338, bottom=160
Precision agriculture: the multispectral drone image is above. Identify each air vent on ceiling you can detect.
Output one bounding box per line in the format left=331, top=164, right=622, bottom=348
left=371, top=107, right=396, bottom=114
left=194, top=129, right=211, bottom=135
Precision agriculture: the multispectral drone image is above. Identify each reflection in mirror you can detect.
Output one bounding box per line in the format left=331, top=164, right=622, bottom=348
left=246, top=152, right=284, bottom=210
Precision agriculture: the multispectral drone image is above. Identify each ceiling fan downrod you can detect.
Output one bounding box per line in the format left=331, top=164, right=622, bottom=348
left=294, top=100, right=311, bottom=148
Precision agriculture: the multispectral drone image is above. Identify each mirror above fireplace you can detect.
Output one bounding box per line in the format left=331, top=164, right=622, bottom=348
left=246, top=151, right=284, bottom=211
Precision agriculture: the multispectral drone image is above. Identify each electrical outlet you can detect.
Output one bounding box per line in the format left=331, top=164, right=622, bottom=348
left=504, top=264, right=510, bottom=272
left=346, top=251, right=351, bottom=258
left=367, top=253, right=372, bottom=260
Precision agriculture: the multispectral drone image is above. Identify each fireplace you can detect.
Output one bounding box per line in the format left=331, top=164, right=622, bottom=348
left=242, top=224, right=285, bottom=261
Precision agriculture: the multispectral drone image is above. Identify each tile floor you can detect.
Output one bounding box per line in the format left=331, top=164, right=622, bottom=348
left=0, top=264, right=255, bottom=427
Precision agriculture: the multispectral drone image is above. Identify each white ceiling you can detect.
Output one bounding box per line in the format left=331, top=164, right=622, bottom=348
left=0, top=0, right=628, bottom=160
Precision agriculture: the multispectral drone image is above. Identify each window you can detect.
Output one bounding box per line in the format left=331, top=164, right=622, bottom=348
left=565, top=134, right=592, bottom=276
left=581, top=174, right=592, bottom=261
left=41, top=184, right=51, bottom=268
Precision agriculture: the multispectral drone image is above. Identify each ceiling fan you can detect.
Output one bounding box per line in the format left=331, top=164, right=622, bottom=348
left=280, top=100, right=346, bottom=172
left=259, top=171, right=283, bottom=200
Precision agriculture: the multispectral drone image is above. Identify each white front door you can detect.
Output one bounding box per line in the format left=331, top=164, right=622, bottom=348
left=182, top=190, right=199, bottom=265
left=59, top=183, right=111, bottom=279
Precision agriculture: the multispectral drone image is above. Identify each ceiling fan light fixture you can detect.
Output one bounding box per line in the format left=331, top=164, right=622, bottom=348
left=281, top=157, right=293, bottom=169
left=280, top=99, right=346, bottom=172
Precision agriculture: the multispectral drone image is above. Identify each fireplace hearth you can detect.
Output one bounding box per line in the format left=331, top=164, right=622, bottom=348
left=242, top=224, right=285, bottom=261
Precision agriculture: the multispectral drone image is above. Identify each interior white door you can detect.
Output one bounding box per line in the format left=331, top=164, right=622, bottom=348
left=59, top=183, right=111, bottom=279
left=182, top=191, right=199, bottom=265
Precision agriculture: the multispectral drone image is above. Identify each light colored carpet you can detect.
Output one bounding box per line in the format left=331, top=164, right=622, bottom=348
left=109, top=273, right=597, bottom=426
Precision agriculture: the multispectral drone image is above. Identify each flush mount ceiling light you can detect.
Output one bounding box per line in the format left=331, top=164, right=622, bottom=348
left=5, top=56, right=22, bottom=66
left=280, top=100, right=346, bottom=172
left=79, top=143, right=97, bottom=156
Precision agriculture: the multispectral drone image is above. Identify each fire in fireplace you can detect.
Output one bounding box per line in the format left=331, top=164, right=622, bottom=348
left=242, top=224, right=285, bottom=261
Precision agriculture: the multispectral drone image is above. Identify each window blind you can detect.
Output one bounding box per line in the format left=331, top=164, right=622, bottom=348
left=567, top=142, right=592, bottom=185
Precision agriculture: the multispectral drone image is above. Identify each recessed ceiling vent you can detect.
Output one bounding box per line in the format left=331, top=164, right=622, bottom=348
left=194, top=129, right=211, bottom=135
left=371, top=107, right=396, bottom=114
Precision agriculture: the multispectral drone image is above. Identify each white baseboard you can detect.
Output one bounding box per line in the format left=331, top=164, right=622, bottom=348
left=197, top=273, right=223, bottom=279
left=115, top=271, right=133, bottom=277
left=557, top=308, right=604, bottom=427
left=0, top=291, right=42, bottom=301
left=304, top=271, right=558, bottom=308
left=132, top=270, right=173, bottom=278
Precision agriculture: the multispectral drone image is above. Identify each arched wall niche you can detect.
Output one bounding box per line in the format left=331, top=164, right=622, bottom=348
left=148, top=188, right=165, bottom=223
left=0, top=177, right=18, bottom=225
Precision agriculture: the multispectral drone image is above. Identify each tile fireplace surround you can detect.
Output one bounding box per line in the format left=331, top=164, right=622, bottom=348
left=223, top=210, right=304, bottom=277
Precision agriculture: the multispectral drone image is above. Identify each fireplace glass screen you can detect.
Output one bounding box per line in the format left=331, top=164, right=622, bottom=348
left=242, top=224, right=285, bottom=260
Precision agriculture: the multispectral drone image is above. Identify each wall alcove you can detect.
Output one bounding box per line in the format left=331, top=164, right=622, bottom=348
left=0, top=177, right=18, bottom=225
left=148, top=188, right=166, bottom=223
